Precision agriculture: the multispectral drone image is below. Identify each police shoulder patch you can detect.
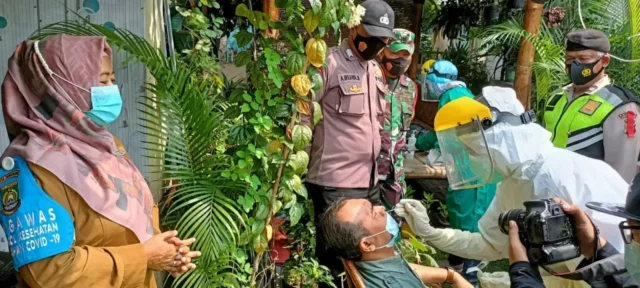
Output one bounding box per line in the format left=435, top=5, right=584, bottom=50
left=579, top=100, right=602, bottom=115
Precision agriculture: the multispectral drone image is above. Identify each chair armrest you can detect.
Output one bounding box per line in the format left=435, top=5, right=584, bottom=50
left=342, top=258, right=366, bottom=288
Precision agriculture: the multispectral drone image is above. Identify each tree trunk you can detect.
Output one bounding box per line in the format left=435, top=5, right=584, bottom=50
left=513, top=0, right=544, bottom=109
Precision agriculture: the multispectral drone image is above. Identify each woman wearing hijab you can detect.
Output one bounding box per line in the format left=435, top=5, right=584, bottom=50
left=0, top=35, right=199, bottom=287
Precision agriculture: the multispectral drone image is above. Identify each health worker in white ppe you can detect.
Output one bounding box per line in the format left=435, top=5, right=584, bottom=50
left=396, top=86, right=629, bottom=285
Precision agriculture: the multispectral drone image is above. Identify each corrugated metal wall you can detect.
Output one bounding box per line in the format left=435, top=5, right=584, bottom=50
left=0, top=0, right=149, bottom=177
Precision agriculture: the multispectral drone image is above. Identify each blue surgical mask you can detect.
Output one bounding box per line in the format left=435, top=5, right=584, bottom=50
left=85, top=85, right=123, bottom=126
left=33, top=40, right=122, bottom=127
left=364, top=212, right=400, bottom=250
left=625, top=240, right=640, bottom=284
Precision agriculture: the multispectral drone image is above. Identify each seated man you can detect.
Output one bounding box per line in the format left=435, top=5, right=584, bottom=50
left=319, top=198, right=472, bottom=288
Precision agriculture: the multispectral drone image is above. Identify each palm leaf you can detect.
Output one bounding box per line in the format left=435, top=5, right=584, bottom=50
left=32, top=19, right=247, bottom=287
left=479, top=19, right=565, bottom=106
left=171, top=254, right=243, bottom=288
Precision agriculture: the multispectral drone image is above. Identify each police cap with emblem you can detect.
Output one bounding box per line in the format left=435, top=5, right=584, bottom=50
left=566, top=29, right=610, bottom=53
left=360, top=0, right=396, bottom=40
left=586, top=171, right=640, bottom=222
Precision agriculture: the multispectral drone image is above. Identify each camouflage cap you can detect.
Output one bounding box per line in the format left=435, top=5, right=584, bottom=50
left=388, top=28, right=415, bottom=54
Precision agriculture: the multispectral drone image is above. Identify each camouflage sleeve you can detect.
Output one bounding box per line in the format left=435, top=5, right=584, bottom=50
left=412, top=81, right=419, bottom=120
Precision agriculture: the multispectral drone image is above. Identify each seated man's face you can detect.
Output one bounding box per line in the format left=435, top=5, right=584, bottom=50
left=337, top=199, right=394, bottom=253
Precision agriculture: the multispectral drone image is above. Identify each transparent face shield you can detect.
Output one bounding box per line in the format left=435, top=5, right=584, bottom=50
left=436, top=117, right=495, bottom=190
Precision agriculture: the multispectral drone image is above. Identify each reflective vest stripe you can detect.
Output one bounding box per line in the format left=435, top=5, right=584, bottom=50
left=567, top=127, right=603, bottom=145
left=567, top=128, right=604, bottom=151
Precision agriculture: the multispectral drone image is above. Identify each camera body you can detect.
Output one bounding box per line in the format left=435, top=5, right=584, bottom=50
left=499, top=198, right=581, bottom=265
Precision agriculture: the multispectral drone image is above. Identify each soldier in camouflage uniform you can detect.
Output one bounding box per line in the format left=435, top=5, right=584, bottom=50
left=376, top=29, right=418, bottom=208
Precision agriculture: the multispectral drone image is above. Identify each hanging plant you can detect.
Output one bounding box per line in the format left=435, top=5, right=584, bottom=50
left=507, top=0, right=526, bottom=10
left=483, top=4, right=501, bottom=26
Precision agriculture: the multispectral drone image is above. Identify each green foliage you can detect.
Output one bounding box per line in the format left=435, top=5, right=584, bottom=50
left=229, top=0, right=357, bottom=285
left=399, top=194, right=440, bottom=269
left=480, top=18, right=566, bottom=111
left=172, top=0, right=225, bottom=92
left=423, top=192, right=448, bottom=219
left=480, top=0, right=639, bottom=114
left=420, top=2, right=439, bottom=60
left=284, top=258, right=336, bottom=288
left=32, top=16, right=248, bottom=287
left=399, top=234, right=439, bottom=268
left=440, top=41, right=489, bottom=95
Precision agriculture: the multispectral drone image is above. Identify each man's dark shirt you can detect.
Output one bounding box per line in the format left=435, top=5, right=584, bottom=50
left=509, top=242, right=638, bottom=288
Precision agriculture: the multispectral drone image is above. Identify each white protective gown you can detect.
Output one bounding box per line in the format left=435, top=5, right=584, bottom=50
left=421, top=87, right=628, bottom=262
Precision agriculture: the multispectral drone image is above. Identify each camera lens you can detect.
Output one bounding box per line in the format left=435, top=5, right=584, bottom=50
left=498, top=209, right=525, bottom=235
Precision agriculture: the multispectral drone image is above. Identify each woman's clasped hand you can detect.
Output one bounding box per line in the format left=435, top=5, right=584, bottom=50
left=144, top=230, right=202, bottom=277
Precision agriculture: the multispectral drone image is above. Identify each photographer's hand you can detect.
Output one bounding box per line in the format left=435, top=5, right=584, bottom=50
left=508, top=221, right=529, bottom=264
left=553, top=198, right=606, bottom=259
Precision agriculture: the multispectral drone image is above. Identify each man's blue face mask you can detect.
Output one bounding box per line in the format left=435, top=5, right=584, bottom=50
left=363, top=212, right=400, bottom=250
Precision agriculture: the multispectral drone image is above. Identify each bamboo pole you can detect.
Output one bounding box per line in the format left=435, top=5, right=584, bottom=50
left=513, top=0, right=544, bottom=109
left=409, top=0, right=426, bottom=80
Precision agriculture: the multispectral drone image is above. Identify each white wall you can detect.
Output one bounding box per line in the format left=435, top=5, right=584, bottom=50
left=0, top=0, right=149, bottom=178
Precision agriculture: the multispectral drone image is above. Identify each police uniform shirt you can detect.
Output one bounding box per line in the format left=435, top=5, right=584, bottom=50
left=564, top=76, right=640, bottom=183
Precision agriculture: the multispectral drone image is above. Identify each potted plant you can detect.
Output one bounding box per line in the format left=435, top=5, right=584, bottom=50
left=483, top=4, right=500, bottom=26
left=507, top=0, right=526, bottom=10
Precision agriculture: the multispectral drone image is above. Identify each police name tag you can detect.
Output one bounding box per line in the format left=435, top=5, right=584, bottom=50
left=0, top=157, right=74, bottom=270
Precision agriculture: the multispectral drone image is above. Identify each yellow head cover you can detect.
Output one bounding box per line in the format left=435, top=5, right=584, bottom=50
left=434, top=97, right=492, bottom=132
left=421, top=59, right=436, bottom=75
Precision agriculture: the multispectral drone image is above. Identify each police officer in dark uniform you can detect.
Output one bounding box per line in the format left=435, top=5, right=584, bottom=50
left=543, top=29, right=640, bottom=183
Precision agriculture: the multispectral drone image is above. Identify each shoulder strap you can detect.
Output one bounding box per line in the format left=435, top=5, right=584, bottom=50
left=545, top=91, right=565, bottom=107
left=612, top=85, right=640, bottom=103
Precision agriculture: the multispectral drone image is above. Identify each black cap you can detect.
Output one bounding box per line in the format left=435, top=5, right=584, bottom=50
left=586, top=171, right=640, bottom=222
left=360, top=0, right=396, bottom=40
left=566, top=29, right=610, bottom=53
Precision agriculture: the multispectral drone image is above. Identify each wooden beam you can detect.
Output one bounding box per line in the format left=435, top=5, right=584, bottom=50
left=513, top=0, right=544, bottom=109
left=409, top=0, right=425, bottom=80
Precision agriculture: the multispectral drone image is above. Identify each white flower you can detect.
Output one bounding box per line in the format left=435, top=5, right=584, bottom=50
left=343, top=4, right=366, bottom=28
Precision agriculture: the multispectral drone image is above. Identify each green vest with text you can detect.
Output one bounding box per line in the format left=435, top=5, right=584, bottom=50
left=543, top=84, right=639, bottom=159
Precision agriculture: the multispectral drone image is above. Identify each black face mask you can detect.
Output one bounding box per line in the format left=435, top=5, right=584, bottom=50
left=567, top=58, right=604, bottom=86
left=353, top=33, right=386, bottom=61
left=381, top=57, right=410, bottom=77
